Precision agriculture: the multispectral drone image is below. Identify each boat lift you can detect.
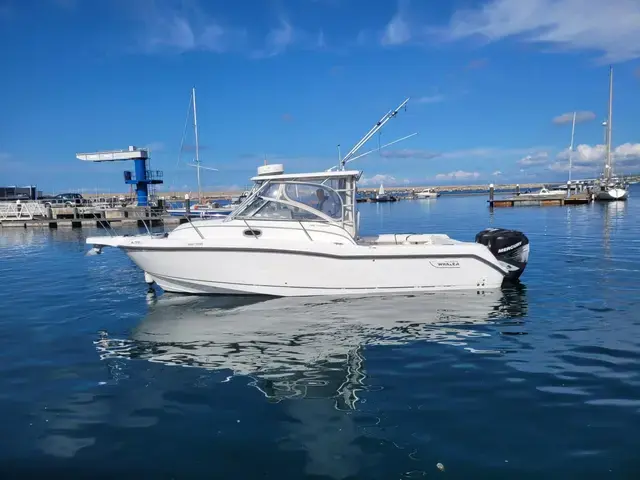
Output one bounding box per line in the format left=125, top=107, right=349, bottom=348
left=76, top=146, right=163, bottom=206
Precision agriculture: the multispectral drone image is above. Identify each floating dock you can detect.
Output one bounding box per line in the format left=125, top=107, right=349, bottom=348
left=486, top=182, right=593, bottom=208
left=488, top=193, right=591, bottom=208
left=0, top=204, right=184, bottom=229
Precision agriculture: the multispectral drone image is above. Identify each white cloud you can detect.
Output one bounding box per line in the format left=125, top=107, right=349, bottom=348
left=252, top=18, right=295, bottom=58
left=416, top=94, right=445, bottom=104
left=551, top=143, right=640, bottom=173
left=133, top=4, right=319, bottom=58
left=492, top=170, right=502, bottom=176
left=381, top=146, right=546, bottom=161
left=252, top=18, right=326, bottom=58
left=557, top=143, right=640, bottom=167
left=381, top=7, right=411, bottom=46
left=518, top=152, right=549, bottom=167
left=442, top=0, right=640, bottom=63
left=435, top=170, right=481, bottom=180
left=552, top=111, right=597, bottom=125
left=136, top=3, right=247, bottom=54
left=441, top=147, right=545, bottom=159
left=359, top=174, right=404, bottom=186
left=380, top=149, right=439, bottom=159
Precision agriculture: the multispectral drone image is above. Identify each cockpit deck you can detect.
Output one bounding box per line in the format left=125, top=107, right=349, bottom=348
left=357, top=233, right=461, bottom=246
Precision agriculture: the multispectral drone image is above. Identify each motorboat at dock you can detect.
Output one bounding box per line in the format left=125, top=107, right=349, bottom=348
left=86, top=98, right=531, bottom=296
left=415, top=188, right=440, bottom=199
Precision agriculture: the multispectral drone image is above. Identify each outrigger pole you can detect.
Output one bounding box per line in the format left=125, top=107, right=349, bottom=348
left=329, top=98, right=414, bottom=171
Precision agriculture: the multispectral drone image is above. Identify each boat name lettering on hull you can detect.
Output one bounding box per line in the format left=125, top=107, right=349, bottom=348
left=429, top=260, right=460, bottom=268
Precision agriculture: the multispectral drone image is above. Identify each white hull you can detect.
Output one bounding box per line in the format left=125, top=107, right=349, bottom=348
left=595, top=188, right=628, bottom=201
left=125, top=243, right=508, bottom=296
left=416, top=192, right=439, bottom=198
left=88, top=218, right=525, bottom=297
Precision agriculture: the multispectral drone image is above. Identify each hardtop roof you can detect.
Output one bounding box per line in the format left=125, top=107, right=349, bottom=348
left=250, top=169, right=362, bottom=182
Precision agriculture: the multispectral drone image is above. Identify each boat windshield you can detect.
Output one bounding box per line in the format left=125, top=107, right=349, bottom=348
left=232, top=181, right=344, bottom=222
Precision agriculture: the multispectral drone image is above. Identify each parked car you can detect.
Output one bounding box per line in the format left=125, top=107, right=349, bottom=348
left=40, top=193, right=89, bottom=207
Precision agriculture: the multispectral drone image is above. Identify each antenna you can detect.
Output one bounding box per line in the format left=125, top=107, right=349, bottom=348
left=346, top=133, right=418, bottom=164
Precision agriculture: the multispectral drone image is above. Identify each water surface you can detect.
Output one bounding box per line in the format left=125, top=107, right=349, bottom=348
left=1, top=189, right=639, bottom=478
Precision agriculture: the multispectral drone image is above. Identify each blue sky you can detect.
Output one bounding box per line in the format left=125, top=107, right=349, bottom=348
left=1, top=0, right=640, bottom=193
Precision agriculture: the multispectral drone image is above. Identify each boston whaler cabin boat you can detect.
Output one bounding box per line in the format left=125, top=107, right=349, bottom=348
left=86, top=99, right=531, bottom=296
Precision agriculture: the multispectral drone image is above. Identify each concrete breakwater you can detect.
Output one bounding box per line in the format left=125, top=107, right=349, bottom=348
left=80, top=183, right=546, bottom=202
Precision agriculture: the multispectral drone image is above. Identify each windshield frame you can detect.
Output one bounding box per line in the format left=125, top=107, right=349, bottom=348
left=227, top=179, right=345, bottom=223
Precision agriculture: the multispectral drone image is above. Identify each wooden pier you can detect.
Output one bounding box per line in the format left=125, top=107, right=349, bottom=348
left=0, top=216, right=183, bottom=229
left=489, top=194, right=591, bottom=208
left=0, top=204, right=184, bottom=229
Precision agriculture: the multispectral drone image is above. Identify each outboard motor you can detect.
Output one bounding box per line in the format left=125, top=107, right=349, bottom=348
left=475, top=228, right=530, bottom=282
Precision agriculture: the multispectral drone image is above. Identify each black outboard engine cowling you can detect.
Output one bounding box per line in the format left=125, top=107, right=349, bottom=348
left=475, top=228, right=530, bottom=282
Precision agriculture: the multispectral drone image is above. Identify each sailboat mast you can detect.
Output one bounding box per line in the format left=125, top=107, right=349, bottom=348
left=568, top=111, right=576, bottom=184
left=605, top=66, right=613, bottom=181
left=192, top=86, right=202, bottom=202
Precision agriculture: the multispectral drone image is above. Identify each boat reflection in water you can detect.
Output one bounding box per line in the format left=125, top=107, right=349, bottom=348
left=96, top=288, right=528, bottom=408
left=95, top=289, right=527, bottom=478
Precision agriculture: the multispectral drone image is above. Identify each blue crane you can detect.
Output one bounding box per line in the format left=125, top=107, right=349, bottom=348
left=76, top=146, right=163, bottom=206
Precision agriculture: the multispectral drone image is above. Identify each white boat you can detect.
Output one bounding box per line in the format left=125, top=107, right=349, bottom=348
left=595, top=183, right=628, bottom=201
left=595, top=66, right=629, bottom=202
left=86, top=98, right=531, bottom=296
left=416, top=188, right=440, bottom=198
left=518, top=185, right=565, bottom=197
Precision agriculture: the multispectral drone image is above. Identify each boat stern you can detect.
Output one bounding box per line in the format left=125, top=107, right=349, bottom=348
left=475, top=228, right=530, bottom=282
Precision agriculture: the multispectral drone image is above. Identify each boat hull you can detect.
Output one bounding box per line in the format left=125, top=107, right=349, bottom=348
left=595, top=188, right=628, bottom=201
left=123, top=246, right=508, bottom=296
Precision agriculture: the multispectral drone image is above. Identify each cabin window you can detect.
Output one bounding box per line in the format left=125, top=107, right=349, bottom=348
left=232, top=179, right=346, bottom=222
left=283, top=183, right=342, bottom=219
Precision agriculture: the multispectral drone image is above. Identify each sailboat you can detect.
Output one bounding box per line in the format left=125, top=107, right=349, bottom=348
left=167, top=87, right=238, bottom=218
left=594, top=66, right=629, bottom=202
left=373, top=183, right=396, bottom=202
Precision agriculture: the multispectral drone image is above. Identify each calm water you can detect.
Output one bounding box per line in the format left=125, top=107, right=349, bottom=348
left=2, top=189, right=640, bottom=478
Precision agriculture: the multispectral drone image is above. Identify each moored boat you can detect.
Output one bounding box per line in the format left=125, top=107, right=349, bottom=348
left=86, top=98, right=531, bottom=297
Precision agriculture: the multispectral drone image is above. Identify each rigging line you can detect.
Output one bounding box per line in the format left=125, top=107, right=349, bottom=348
left=176, top=90, right=194, bottom=168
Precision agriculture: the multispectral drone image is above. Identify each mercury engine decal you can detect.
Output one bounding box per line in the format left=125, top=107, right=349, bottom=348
left=497, top=241, right=522, bottom=253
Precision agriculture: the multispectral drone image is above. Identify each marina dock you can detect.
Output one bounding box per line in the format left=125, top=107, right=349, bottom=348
left=488, top=193, right=592, bottom=208
left=0, top=203, right=184, bottom=229
left=487, top=182, right=593, bottom=208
